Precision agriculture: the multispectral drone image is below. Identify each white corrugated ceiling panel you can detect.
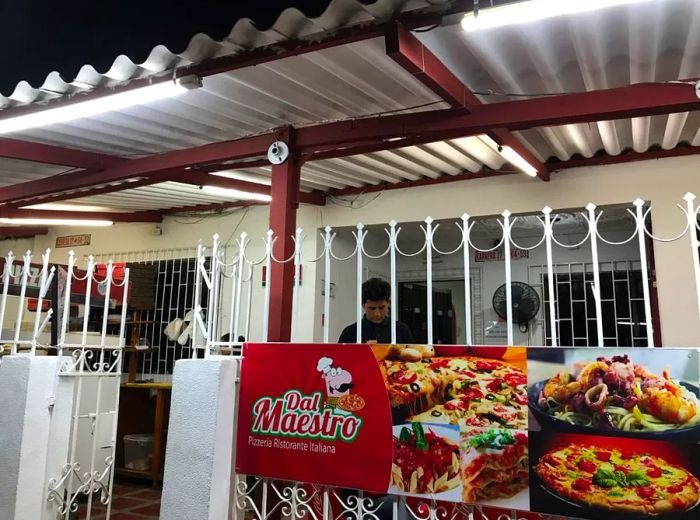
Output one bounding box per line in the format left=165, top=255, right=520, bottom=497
left=0, top=158, right=73, bottom=187
left=418, top=0, right=700, bottom=162
left=66, top=181, right=250, bottom=211
left=5, top=37, right=446, bottom=158
left=0, top=0, right=449, bottom=108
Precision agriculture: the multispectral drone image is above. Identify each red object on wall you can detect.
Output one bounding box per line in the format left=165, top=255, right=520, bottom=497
left=27, top=298, right=50, bottom=311
left=236, top=343, right=393, bottom=492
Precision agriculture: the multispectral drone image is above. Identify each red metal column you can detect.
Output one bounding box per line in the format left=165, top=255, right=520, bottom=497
left=267, top=136, right=301, bottom=342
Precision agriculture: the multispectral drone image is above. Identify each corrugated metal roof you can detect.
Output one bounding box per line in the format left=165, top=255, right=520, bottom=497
left=66, top=181, right=258, bottom=212
left=418, top=0, right=700, bottom=160
left=0, top=158, right=71, bottom=187
left=2, top=0, right=700, bottom=213
left=0, top=0, right=449, bottom=109
left=4, top=37, right=447, bottom=158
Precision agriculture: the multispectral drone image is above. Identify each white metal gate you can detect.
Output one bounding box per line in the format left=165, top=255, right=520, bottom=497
left=1, top=250, right=129, bottom=520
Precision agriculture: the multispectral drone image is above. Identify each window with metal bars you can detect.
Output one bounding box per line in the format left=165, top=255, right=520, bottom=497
left=132, top=256, right=210, bottom=376
left=530, top=261, right=648, bottom=347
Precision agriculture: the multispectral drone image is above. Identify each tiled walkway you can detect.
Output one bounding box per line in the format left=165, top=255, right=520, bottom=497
left=77, top=481, right=161, bottom=520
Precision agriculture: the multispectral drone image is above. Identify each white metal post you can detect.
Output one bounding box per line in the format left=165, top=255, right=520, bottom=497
left=323, top=226, right=333, bottom=344
left=191, top=242, right=204, bottom=356
left=389, top=221, right=398, bottom=344
left=12, top=251, right=32, bottom=354
left=290, top=228, right=303, bottom=342
left=233, top=234, right=246, bottom=344
left=30, top=249, right=51, bottom=355
left=543, top=207, right=558, bottom=347
left=425, top=217, right=434, bottom=345
left=355, top=224, right=366, bottom=344
left=684, top=193, right=700, bottom=324
left=0, top=251, right=13, bottom=342
left=461, top=214, right=473, bottom=346
left=633, top=199, right=655, bottom=347
left=586, top=203, right=605, bottom=347
left=502, top=211, right=514, bottom=346
left=261, top=230, right=273, bottom=342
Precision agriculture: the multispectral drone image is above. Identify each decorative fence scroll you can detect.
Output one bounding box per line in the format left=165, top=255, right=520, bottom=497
left=192, top=194, right=700, bottom=354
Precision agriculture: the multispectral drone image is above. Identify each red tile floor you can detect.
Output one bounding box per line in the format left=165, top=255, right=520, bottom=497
left=76, top=480, right=161, bottom=520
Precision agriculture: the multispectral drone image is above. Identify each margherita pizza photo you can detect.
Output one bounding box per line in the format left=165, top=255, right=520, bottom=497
left=379, top=347, right=527, bottom=430
left=535, top=443, right=700, bottom=516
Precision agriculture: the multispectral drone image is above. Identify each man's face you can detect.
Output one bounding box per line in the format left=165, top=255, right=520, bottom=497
left=363, top=299, right=389, bottom=324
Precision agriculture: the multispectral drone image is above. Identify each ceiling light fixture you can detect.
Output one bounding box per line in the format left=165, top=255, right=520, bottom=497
left=22, top=203, right=117, bottom=212
left=462, top=0, right=653, bottom=31
left=0, top=218, right=114, bottom=227
left=0, top=75, right=202, bottom=134
left=480, top=135, right=538, bottom=177
left=201, top=185, right=272, bottom=202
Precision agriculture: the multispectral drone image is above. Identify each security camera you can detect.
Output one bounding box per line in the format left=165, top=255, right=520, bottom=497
left=267, top=141, right=289, bottom=165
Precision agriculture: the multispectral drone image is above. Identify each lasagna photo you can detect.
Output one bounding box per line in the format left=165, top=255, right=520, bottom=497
left=460, top=428, right=530, bottom=509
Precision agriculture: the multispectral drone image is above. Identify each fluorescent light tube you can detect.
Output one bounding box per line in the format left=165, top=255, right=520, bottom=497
left=0, top=218, right=114, bottom=227
left=0, top=75, right=201, bottom=134
left=22, top=203, right=116, bottom=212
left=201, top=185, right=272, bottom=202
left=462, top=0, right=653, bottom=31
left=479, top=135, right=538, bottom=177
left=499, top=146, right=539, bottom=177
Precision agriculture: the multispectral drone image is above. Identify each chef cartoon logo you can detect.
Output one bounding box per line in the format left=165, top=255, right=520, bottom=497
left=249, top=356, right=366, bottom=443
left=317, top=357, right=366, bottom=412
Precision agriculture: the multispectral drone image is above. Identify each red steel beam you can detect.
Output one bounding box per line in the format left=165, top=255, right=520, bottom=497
left=0, top=133, right=275, bottom=205
left=267, top=146, right=301, bottom=342
left=0, top=226, right=48, bottom=237
left=2, top=209, right=162, bottom=223
left=3, top=81, right=698, bottom=208
left=386, top=23, right=478, bottom=109
left=385, top=23, right=548, bottom=181
left=547, top=144, right=700, bottom=170
left=296, top=81, right=700, bottom=155
left=0, top=138, right=122, bottom=169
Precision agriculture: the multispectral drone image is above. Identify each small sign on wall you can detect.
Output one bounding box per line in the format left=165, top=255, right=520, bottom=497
left=55, top=234, right=91, bottom=248
left=475, top=248, right=529, bottom=262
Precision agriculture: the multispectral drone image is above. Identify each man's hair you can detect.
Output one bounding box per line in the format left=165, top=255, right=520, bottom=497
left=362, top=278, right=391, bottom=304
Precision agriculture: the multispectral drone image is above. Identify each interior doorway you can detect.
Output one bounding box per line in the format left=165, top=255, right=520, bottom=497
left=398, top=283, right=454, bottom=344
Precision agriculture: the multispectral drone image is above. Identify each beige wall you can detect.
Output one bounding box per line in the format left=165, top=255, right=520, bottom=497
left=7, top=154, right=700, bottom=346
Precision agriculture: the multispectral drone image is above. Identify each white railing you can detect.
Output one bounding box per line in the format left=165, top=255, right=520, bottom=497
left=0, top=248, right=130, bottom=520
left=191, top=194, right=700, bottom=353
left=232, top=476, right=556, bottom=520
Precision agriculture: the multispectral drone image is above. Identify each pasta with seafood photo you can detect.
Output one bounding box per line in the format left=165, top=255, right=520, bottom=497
left=528, top=351, right=700, bottom=439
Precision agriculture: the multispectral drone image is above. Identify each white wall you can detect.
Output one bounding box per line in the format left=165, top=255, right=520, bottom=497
left=5, top=154, right=700, bottom=346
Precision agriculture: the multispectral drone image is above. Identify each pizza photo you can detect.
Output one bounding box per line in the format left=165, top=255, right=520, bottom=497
left=534, top=441, right=700, bottom=517
left=391, top=422, right=460, bottom=496
left=460, top=428, right=529, bottom=509
left=529, top=351, right=700, bottom=439
left=378, top=346, right=528, bottom=430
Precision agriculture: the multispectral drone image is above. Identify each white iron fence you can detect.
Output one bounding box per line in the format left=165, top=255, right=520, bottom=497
left=191, top=194, right=700, bottom=355
left=2, top=193, right=700, bottom=520
left=0, top=249, right=129, bottom=520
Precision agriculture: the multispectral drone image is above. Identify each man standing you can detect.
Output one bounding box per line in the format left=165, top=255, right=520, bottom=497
left=338, top=278, right=414, bottom=344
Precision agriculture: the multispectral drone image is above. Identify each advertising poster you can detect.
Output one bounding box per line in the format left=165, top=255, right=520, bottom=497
left=235, top=343, right=393, bottom=492
left=236, top=344, right=700, bottom=520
